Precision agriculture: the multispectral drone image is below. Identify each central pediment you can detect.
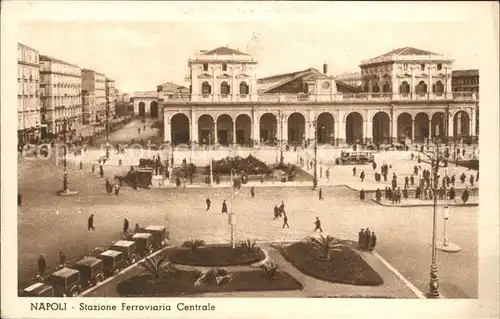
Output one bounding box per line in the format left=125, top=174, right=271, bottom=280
left=216, top=73, right=231, bottom=79
left=197, top=73, right=212, bottom=79
left=235, top=73, right=251, bottom=79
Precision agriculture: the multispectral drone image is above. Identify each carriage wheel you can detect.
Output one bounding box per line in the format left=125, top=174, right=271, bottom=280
left=70, top=287, right=80, bottom=297
left=96, top=273, right=104, bottom=283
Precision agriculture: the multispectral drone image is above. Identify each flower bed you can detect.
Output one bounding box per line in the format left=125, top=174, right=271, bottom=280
left=170, top=245, right=266, bottom=267
left=116, top=269, right=303, bottom=296
left=279, top=241, right=383, bottom=286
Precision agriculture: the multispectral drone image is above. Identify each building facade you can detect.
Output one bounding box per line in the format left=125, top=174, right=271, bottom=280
left=105, top=78, right=116, bottom=118
left=81, top=69, right=106, bottom=124
left=17, top=43, right=41, bottom=144
left=39, top=55, right=82, bottom=137
left=452, top=69, right=479, bottom=135
left=334, top=72, right=362, bottom=88
left=133, top=46, right=477, bottom=147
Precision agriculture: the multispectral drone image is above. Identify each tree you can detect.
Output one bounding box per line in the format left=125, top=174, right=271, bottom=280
left=139, top=256, right=175, bottom=289
left=182, top=239, right=206, bottom=252
left=310, top=235, right=343, bottom=261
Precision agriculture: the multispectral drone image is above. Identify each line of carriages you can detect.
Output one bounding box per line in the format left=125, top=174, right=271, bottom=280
left=21, top=225, right=169, bottom=297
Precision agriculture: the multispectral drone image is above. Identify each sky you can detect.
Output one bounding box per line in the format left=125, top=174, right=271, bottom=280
left=16, top=2, right=491, bottom=94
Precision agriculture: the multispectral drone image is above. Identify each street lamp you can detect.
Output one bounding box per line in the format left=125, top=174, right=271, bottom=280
left=312, top=120, right=318, bottom=190
left=57, top=117, right=78, bottom=196
left=437, top=168, right=462, bottom=253
left=276, top=110, right=286, bottom=165
left=427, top=147, right=443, bottom=298
left=171, top=131, right=175, bottom=167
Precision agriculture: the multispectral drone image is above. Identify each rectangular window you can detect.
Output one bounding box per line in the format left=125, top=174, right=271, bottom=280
left=403, top=64, right=408, bottom=71
left=437, top=63, right=442, bottom=70
left=420, top=64, right=425, bottom=71
left=203, top=63, right=208, bottom=71
left=222, top=63, right=227, bottom=71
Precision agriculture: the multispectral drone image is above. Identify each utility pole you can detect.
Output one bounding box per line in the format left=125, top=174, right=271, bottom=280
left=279, top=110, right=284, bottom=165
left=58, top=117, right=78, bottom=196
left=209, top=133, right=214, bottom=186
left=105, top=101, right=110, bottom=158
left=313, top=120, right=318, bottom=190
left=427, top=147, right=440, bottom=298
left=229, top=169, right=236, bottom=249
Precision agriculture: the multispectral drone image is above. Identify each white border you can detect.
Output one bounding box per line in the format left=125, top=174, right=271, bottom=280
left=2, top=2, right=499, bottom=319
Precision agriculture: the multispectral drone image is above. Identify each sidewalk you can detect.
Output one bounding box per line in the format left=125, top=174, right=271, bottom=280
left=371, top=197, right=479, bottom=208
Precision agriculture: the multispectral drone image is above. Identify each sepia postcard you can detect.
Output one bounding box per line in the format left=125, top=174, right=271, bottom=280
left=1, top=1, right=499, bottom=318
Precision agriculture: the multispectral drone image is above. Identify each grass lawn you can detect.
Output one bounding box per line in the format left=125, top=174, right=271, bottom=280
left=169, top=245, right=266, bottom=267
left=278, top=241, right=383, bottom=286
left=116, top=269, right=303, bottom=296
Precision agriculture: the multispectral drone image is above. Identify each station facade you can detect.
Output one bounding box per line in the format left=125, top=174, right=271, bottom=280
left=133, top=46, right=478, bottom=147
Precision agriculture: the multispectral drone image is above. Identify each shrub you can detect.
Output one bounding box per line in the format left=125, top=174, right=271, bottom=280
left=310, top=235, right=343, bottom=261
left=205, top=155, right=272, bottom=175
left=240, top=239, right=257, bottom=252
left=139, top=256, right=175, bottom=288
left=182, top=239, right=205, bottom=252
left=259, top=261, right=279, bottom=282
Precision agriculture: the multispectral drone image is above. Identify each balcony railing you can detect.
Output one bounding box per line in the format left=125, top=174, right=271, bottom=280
left=158, top=92, right=477, bottom=104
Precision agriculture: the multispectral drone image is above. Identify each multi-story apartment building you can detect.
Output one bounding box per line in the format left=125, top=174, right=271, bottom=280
left=39, top=55, right=82, bottom=138
left=105, top=78, right=116, bottom=118
left=132, top=46, right=477, bottom=146
left=17, top=43, right=41, bottom=144
left=452, top=69, right=479, bottom=136
left=81, top=69, right=106, bottom=124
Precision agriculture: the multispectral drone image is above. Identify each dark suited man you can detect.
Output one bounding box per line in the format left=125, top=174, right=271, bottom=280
left=221, top=200, right=228, bottom=214
left=282, top=213, right=290, bottom=228
left=314, top=217, right=323, bottom=232
left=318, top=188, right=324, bottom=200
left=206, top=198, right=211, bottom=211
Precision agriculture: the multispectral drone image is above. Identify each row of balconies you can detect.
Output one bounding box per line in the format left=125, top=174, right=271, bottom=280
left=159, top=91, right=477, bottom=104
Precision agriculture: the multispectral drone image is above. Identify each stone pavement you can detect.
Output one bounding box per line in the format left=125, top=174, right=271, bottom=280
left=82, top=242, right=418, bottom=298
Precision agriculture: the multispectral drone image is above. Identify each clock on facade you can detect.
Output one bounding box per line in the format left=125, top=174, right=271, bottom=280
left=322, top=81, right=330, bottom=89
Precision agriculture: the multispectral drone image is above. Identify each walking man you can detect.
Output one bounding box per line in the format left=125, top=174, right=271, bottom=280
left=314, top=217, right=323, bottom=232
left=353, top=166, right=357, bottom=177
left=273, top=205, right=279, bottom=220
left=360, top=170, right=365, bottom=182
left=123, top=218, right=129, bottom=234
left=279, top=201, right=285, bottom=216
left=250, top=186, right=255, bottom=198
left=358, top=228, right=365, bottom=247
left=363, top=228, right=371, bottom=250
left=282, top=213, right=290, bottom=228
left=88, top=214, right=95, bottom=231
left=318, top=188, right=324, bottom=200
left=369, top=231, right=377, bottom=251
left=206, top=197, right=211, bottom=211
left=221, top=200, right=228, bottom=214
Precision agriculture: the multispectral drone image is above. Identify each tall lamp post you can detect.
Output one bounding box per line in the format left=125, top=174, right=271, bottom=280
left=57, top=117, right=78, bottom=196
left=427, top=146, right=442, bottom=298
left=276, top=110, right=286, bottom=165
left=312, top=120, right=318, bottom=190
left=437, top=167, right=462, bottom=253
left=171, top=131, right=175, bottom=167
left=105, top=102, right=110, bottom=158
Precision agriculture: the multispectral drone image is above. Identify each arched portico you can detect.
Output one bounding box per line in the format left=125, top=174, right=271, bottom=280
left=216, top=114, right=234, bottom=146
left=345, top=112, right=363, bottom=145
left=259, top=113, right=277, bottom=145
left=453, top=110, right=470, bottom=139
left=138, top=102, right=145, bottom=117
left=372, top=111, right=391, bottom=144
left=414, top=113, right=430, bottom=142
left=431, top=112, right=446, bottom=142
left=316, top=112, right=335, bottom=145
left=287, top=112, right=306, bottom=146
left=397, top=112, right=413, bottom=140
left=170, top=113, right=190, bottom=145
left=235, top=114, right=252, bottom=146
left=198, top=114, right=215, bottom=145
left=150, top=101, right=159, bottom=118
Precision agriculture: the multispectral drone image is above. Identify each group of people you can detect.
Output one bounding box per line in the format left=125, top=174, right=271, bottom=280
left=358, top=228, right=377, bottom=251
left=105, top=177, right=121, bottom=196
left=273, top=201, right=290, bottom=228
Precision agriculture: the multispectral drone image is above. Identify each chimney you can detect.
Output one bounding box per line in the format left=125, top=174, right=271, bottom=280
left=323, top=63, right=328, bottom=75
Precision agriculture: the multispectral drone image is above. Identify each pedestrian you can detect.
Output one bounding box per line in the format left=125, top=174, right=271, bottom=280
left=99, top=165, right=104, bottom=178
left=221, top=200, right=228, bottom=214
left=403, top=187, right=408, bottom=199
left=352, top=166, right=357, bottom=177
left=415, top=186, right=421, bottom=199
left=372, top=161, right=377, bottom=171
left=273, top=205, right=279, bottom=220
left=250, top=186, right=255, bottom=198
left=114, top=183, right=120, bottom=196
left=260, top=175, right=264, bottom=184
left=360, top=189, right=365, bottom=201
left=37, top=254, right=46, bottom=275
left=404, top=176, right=409, bottom=188
left=279, top=201, right=285, bottom=216
left=134, top=223, right=140, bottom=233
left=59, top=251, right=66, bottom=266
left=79, top=161, right=83, bottom=170
left=470, top=174, right=474, bottom=187
left=375, top=188, right=382, bottom=202
left=123, top=218, right=129, bottom=234
left=369, top=231, right=377, bottom=251
left=360, top=170, right=365, bottom=182
left=461, top=187, right=470, bottom=204
left=476, top=171, right=479, bottom=182
left=410, top=175, right=414, bottom=186
left=105, top=178, right=112, bottom=195
left=206, top=197, right=211, bottom=211
left=318, top=188, right=324, bottom=200
left=282, top=213, right=290, bottom=228
left=363, top=228, right=371, bottom=250
left=314, top=217, right=323, bottom=232
left=358, top=228, right=365, bottom=247
left=88, top=214, right=95, bottom=231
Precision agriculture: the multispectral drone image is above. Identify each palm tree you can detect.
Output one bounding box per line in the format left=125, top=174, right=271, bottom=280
left=310, top=235, right=343, bottom=261
left=139, top=256, right=175, bottom=289
left=182, top=239, right=205, bottom=252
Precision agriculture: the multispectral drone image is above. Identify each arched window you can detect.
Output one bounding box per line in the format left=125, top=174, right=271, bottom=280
left=363, top=83, right=369, bottom=92
left=239, top=81, right=249, bottom=95
left=399, top=81, right=410, bottom=94
left=382, top=82, right=391, bottom=93
left=433, top=81, right=444, bottom=94
left=201, top=81, right=211, bottom=95
left=372, top=84, right=380, bottom=93
left=221, top=82, right=230, bottom=95
left=415, top=81, right=427, bottom=94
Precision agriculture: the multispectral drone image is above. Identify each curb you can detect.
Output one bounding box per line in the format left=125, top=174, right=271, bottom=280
left=370, top=198, right=479, bottom=208
left=372, top=251, right=428, bottom=299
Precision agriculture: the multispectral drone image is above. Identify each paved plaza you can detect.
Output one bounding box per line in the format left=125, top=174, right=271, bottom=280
left=18, top=143, right=478, bottom=298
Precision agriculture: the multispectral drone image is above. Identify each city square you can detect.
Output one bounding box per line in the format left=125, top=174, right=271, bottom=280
left=14, top=18, right=483, bottom=301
